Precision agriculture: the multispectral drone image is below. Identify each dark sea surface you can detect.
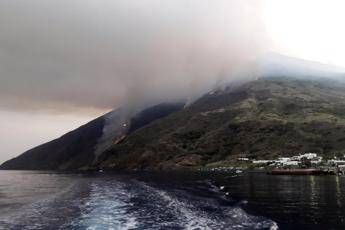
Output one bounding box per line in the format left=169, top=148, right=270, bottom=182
left=0, top=171, right=344, bottom=230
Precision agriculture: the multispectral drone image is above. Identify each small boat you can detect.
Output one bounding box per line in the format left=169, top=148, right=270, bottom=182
left=268, top=168, right=323, bottom=175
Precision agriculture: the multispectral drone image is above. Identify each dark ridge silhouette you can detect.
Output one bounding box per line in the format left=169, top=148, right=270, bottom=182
left=0, top=116, right=105, bottom=170
left=0, top=102, right=185, bottom=170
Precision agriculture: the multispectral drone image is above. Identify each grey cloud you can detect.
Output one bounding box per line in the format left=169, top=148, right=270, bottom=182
left=0, top=0, right=268, bottom=114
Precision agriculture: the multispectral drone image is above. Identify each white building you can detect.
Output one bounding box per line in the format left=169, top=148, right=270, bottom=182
left=252, top=160, right=273, bottom=164
left=252, top=153, right=324, bottom=167
left=292, top=153, right=318, bottom=160
left=283, top=161, right=299, bottom=166
left=328, top=160, right=345, bottom=165
left=238, top=157, right=250, bottom=161
left=277, top=157, right=291, bottom=163
left=274, top=157, right=299, bottom=166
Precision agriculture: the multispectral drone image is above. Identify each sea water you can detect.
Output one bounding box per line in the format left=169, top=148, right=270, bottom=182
left=0, top=170, right=343, bottom=229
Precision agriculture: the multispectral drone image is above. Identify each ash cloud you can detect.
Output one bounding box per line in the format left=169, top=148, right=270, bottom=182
left=0, top=0, right=268, bottom=114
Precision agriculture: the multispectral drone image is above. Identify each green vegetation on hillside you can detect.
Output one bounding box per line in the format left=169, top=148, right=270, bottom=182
left=98, top=77, right=345, bottom=170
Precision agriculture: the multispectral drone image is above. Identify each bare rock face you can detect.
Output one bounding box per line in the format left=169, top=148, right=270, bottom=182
left=176, top=154, right=202, bottom=167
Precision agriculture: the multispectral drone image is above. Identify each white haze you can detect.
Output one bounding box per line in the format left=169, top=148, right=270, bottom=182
left=0, top=0, right=267, bottom=113
left=0, top=0, right=269, bottom=163
left=264, top=0, right=345, bottom=69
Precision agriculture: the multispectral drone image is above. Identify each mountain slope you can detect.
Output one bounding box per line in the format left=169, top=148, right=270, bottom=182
left=0, top=103, right=184, bottom=170
left=0, top=116, right=105, bottom=170
left=3, top=76, right=345, bottom=171
left=97, top=77, right=345, bottom=170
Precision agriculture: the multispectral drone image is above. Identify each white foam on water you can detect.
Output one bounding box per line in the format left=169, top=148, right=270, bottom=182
left=155, top=189, right=218, bottom=229
left=65, top=181, right=138, bottom=230
left=136, top=182, right=279, bottom=230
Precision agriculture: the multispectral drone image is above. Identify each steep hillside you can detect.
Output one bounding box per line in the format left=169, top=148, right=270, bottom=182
left=3, top=77, right=345, bottom=171
left=0, top=103, right=184, bottom=170
left=97, top=77, right=345, bottom=170
left=0, top=116, right=105, bottom=170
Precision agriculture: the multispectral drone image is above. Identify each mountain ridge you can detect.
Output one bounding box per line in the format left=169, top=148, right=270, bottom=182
left=3, top=53, right=345, bottom=171
left=96, top=77, right=345, bottom=170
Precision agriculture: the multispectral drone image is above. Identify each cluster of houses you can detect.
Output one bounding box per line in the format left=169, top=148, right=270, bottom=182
left=200, top=153, right=345, bottom=175
left=239, top=152, right=345, bottom=170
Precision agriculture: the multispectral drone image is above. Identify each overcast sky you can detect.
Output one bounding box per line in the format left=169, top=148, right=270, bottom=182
left=1, top=0, right=345, bottom=163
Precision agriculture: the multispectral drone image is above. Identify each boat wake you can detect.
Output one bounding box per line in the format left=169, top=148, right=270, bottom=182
left=0, top=174, right=278, bottom=230
left=128, top=181, right=278, bottom=229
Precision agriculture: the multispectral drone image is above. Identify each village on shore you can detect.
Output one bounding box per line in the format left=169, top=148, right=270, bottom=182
left=201, top=153, right=345, bottom=175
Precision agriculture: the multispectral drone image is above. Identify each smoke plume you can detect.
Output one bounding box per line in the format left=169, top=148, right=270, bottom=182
left=0, top=0, right=268, bottom=114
